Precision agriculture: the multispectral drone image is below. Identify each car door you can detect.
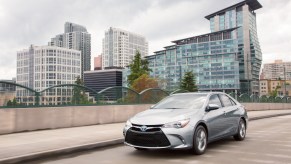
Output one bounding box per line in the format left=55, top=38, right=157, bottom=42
left=205, top=94, right=226, bottom=141
left=219, top=94, right=239, bottom=135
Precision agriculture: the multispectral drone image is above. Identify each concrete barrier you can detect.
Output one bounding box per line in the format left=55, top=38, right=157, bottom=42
left=1, top=103, right=291, bottom=135
left=243, top=103, right=291, bottom=111
left=0, top=104, right=151, bottom=135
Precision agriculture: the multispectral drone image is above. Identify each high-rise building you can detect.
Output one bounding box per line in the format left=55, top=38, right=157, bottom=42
left=146, top=0, right=262, bottom=94
left=102, top=27, right=148, bottom=69
left=205, top=0, right=262, bottom=93
left=49, top=22, right=91, bottom=79
left=146, top=29, right=240, bottom=92
left=260, top=60, right=291, bottom=80
left=16, top=45, right=81, bottom=105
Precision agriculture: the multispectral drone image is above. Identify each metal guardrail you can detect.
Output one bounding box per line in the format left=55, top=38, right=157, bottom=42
left=1, top=80, right=291, bottom=108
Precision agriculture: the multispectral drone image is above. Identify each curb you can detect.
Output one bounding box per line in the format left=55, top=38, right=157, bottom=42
left=2, top=113, right=291, bottom=164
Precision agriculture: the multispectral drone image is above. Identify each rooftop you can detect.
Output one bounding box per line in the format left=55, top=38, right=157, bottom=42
left=205, top=0, right=262, bottom=20
left=171, top=27, right=238, bottom=44
left=147, top=27, right=238, bottom=57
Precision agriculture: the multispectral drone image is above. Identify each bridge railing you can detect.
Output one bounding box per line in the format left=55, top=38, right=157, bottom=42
left=1, top=80, right=291, bottom=108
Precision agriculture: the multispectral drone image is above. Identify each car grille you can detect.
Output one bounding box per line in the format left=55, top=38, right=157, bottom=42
left=131, top=124, right=163, bottom=132
left=125, top=129, right=170, bottom=147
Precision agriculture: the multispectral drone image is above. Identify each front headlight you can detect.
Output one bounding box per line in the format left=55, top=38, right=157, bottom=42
left=125, top=120, right=132, bottom=128
left=162, top=119, right=190, bottom=128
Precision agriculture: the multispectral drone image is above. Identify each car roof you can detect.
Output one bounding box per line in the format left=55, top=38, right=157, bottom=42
left=172, top=92, right=226, bottom=96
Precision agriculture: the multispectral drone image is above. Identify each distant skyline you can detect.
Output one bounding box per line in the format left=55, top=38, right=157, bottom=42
left=0, top=0, right=290, bottom=79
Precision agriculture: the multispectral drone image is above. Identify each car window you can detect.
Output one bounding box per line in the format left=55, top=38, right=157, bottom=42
left=152, top=94, right=207, bottom=109
left=220, top=94, right=233, bottom=107
left=229, top=97, right=237, bottom=105
left=208, top=94, right=222, bottom=108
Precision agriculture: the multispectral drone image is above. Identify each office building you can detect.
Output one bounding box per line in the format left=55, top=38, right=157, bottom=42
left=260, top=60, right=291, bottom=80
left=102, top=27, right=148, bottom=69
left=16, top=45, right=81, bottom=105
left=146, top=0, right=262, bottom=94
left=147, top=29, right=240, bottom=92
left=260, top=79, right=291, bottom=96
left=0, top=79, right=16, bottom=106
left=84, top=69, right=122, bottom=100
left=49, top=22, right=91, bottom=79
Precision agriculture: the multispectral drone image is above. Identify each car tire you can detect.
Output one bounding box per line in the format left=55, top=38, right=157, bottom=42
left=191, top=125, right=207, bottom=155
left=234, top=119, right=246, bottom=141
left=134, top=147, right=147, bottom=151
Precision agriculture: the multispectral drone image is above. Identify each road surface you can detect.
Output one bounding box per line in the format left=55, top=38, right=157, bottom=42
left=27, top=115, right=291, bottom=164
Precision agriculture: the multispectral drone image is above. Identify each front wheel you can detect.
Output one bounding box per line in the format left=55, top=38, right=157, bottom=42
left=191, top=125, right=207, bottom=155
left=234, top=119, right=246, bottom=141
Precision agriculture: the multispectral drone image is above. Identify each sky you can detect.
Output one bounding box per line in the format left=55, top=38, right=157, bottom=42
left=0, top=0, right=290, bottom=79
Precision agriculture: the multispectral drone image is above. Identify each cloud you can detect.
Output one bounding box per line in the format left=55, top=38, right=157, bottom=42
left=0, top=0, right=290, bottom=79
left=256, top=0, right=291, bottom=64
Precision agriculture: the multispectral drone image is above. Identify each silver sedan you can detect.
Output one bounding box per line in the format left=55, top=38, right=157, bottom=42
left=123, top=92, right=248, bottom=155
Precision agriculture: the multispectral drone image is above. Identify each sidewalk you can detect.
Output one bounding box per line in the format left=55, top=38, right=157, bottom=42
left=1, top=109, right=291, bottom=163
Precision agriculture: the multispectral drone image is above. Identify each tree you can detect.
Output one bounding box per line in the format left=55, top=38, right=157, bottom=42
left=180, top=71, right=198, bottom=92
left=131, top=74, right=161, bottom=103
left=71, top=76, right=91, bottom=104
left=6, top=100, right=12, bottom=106
left=131, top=74, right=158, bottom=93
left=12, top=98, right=17, bottom=106
left=270, top=85, right=281, bottom=97
left=127, top=51, right=151, bottom=86
left=6, top=98, right=19, bottom=106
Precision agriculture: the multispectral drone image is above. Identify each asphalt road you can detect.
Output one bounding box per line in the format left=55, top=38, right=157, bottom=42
left=27, top=115, right=291, bottom=164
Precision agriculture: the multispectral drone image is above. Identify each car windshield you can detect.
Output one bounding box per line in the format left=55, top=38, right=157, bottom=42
left=152, top=94, right=207, bottom=109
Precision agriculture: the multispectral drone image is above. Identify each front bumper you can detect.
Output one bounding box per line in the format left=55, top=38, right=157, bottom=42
left=123, top=125, right=193, bottom=149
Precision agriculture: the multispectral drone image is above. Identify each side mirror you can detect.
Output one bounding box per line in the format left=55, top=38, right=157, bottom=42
left=150, top=105, right=155, bottom=109
left=206, top=104, right=220, bottom=112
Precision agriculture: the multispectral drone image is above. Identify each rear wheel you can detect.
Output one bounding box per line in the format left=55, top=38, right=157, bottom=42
left=191, top=125, right=207, bottom=155
left=234, top=119, right=246, bottom=141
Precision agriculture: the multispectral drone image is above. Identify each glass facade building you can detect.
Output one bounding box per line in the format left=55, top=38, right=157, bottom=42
left=146, top=29, right=239, bottom=92
left=146, top=0, right=262, bottom=94
left=205, top=0, right=262, bottom=94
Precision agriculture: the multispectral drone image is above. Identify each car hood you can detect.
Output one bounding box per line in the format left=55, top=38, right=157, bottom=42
left=130, top=108, right=199, bottom=125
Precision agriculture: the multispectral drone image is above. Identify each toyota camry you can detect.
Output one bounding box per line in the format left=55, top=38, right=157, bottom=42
left=123, top=92, right=247, bottom=155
